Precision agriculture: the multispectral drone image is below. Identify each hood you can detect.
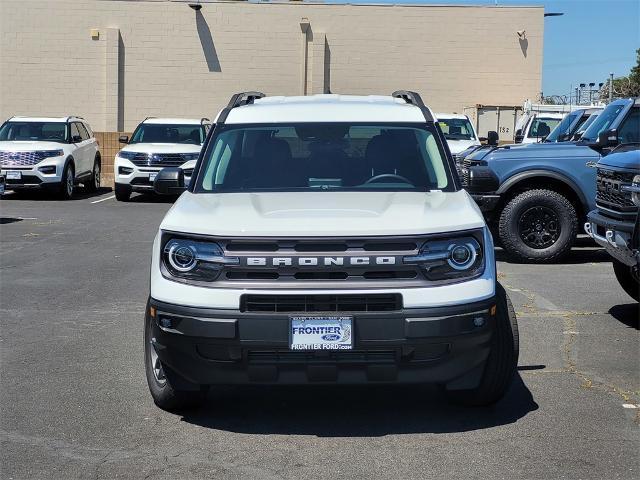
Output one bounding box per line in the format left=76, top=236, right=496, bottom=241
left=120, top=143, right=202, bottom=154
left=468, top=141, right=596, bottom=162
left=160, top=191, right=485, bottom=237
left=446, top=139, right=481, bottom=155
left=598, top=149, right=640, bottom=171
left=0, top=141, right=68, bottom=151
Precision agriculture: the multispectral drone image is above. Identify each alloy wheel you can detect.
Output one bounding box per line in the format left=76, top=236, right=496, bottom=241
left=518, top=206, right=560, bottom=249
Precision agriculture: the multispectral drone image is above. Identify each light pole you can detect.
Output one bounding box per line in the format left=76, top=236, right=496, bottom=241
left=609, top=72, right=614, bottom=103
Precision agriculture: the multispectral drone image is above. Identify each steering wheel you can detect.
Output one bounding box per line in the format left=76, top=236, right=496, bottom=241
left=364, top=173, right=414, bottom=186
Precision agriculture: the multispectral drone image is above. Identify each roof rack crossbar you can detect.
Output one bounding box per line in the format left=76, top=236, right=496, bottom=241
left=200, top=117, right=210, bottom=124
left=217, top=91, right=266, bottom=124
left=391, top=90, right=434, bottom=122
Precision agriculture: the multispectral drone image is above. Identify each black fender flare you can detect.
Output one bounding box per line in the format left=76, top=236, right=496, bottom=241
left=497, top=169, right=588, bottom=210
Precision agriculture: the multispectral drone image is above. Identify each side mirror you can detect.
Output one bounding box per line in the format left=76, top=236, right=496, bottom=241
left=478, top=136, right=488, bottom=142
left=71, top=135, right=82, bottom=143
left=597, top=128, right=618, bottom=148
left=467, top=166, right=499, bottom=193
left=153, top=167, right=186, bottom=195
left=487, top=131, right=499, bottom=146
left=119, top=135, right=129, bottom=144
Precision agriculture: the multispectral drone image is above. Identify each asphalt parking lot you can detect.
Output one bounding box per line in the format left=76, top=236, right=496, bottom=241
left=1, top=189, right=638, bottom=480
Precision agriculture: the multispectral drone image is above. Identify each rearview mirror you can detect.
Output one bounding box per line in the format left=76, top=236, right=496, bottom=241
left=153, top=167, right=186, bottom=195
left=487, top=131, right=499, bottom=146
left=119, top=135, right=129, bottom=144
left=597, top=128, right=618, bottom=148
left=467, top=166, right=499, bottom=193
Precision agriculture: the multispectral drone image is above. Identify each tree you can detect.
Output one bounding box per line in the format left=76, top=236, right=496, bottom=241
left=599, top=48, right=640, bottom=101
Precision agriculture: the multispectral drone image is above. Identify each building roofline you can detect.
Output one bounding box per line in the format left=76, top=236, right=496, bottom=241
left=168, top=0, right=544, bottom=9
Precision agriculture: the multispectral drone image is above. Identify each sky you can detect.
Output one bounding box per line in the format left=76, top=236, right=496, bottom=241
left=327, top=0, right=640, bottom=97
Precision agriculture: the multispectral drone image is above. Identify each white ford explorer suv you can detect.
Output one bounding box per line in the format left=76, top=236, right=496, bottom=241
left=114, top=117, right=211, bottom=201
left=0, top=116, right=101, bottom=199
left=436, top=113, right=482, bottom=156
left=144, top=92, right=519, bottom=411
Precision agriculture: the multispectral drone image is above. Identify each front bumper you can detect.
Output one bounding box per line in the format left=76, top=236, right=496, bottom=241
left=114, top=157, right=193, bottom=192
left=149, top=296, right=496, bottom=389
left=585, top=209, right=639, bottom=267
left=470, top=193, right=501, bottom=213
left=0, top=161, right=64, bottom=189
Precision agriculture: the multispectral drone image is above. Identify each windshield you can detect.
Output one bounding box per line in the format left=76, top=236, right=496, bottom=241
left=195, top=123, right=452, bottom=193
left=573, top=113, right=599, bottom=138
left=437, top=118, right=476, bottom=140
left=528, top=117, right=561, bottom=138
left=130, top=124, right=205, bottom=144
left=545, top=112, right=579, bottom=142
left=580, top=102, right=628, bottom=142
left=0, top=122, right=68, bottom=143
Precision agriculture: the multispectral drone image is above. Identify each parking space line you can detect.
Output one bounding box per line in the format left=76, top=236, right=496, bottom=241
left=91, top=195, right=115, bottom=204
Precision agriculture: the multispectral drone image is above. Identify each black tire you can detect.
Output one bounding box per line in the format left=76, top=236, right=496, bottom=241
left=447, top=282, right=519, bottom=406
left=85, top=156, right=101, bottom=193
left=612, top=260, right=640, bottom=302
left=57, top=162, right=75, bottom=200
left=114, top=183, right=131, bottom=202
left=498, top=189, right=577, bottom=263
left=144, top=304, right=207, bottom=411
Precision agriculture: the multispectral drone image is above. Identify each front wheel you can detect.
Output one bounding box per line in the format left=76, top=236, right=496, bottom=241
left=446, top=282, right=519, bottom=406
left=114, top=183, right=131, bottom=202
left=57, top=163, right=75, bottom=200
left=498, top=189, right=577, bottom=263
left=612, top=260, right=640, bottom=302
left=144, top=304, right=207, bottom=411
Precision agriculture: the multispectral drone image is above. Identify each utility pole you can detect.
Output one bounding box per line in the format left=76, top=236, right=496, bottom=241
left=609, top=72, right=614, bottom=103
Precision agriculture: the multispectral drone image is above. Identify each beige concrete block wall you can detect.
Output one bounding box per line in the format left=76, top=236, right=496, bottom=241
left=0, top=0, right=543, bottom=132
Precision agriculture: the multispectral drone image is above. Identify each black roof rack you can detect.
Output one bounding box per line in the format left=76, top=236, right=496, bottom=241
left=391, top=90, right=434, bottom=122
left=66, top=115, right=85, bottom=121
left=217, top=91, right=266, bottom=124
left=200, top=117, right=210, bottom=124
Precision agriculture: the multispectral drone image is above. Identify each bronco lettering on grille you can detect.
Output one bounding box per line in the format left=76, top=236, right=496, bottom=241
left=244, top=256, right=398, bottom=267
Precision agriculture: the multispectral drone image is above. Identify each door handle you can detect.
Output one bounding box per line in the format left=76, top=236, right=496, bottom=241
left=585, top=161, right=597, bottom=168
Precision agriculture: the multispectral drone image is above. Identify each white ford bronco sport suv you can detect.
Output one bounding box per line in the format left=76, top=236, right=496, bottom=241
left=0, top=116, right=101, bottom=199
left=114, top=117, right=211, bottom=201
left=145, top=92, right=519, bottom=411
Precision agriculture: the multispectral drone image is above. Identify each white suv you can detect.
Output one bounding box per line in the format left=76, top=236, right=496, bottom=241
left=436, top=113, right=482, bottom=155
left=0, top=116, right=101, bottom=199
left=114, top=118, right=211, bottom=201
left=144, top=92, right=519, bottom=411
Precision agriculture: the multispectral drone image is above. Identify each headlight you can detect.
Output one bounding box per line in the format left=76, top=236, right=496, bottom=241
left=40, top=149, right=64, bottom=159
left=161, top=236, right=237, bottom=283
left=404, top=233, right=484, bottom=281
left=181, top=153, right=199, bottom=161
left=630, top=175, right=640, bottom=207
left=117, top=151, right=138, bottom=160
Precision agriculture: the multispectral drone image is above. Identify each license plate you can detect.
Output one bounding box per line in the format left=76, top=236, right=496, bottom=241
left=290, top=316, right=353, bottom=351
left=6, top=171, right=21, bottom=180
left=149, top=172, right=157, bottom=181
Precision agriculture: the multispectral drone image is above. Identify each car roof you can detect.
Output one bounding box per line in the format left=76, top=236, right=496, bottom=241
left=222, top=94, right=428, bottom=124
left=7, top=116, right=84, bottom=123
left=435, top=113, right=468, bottom=120
left=142, top=118, right=207, bottom=125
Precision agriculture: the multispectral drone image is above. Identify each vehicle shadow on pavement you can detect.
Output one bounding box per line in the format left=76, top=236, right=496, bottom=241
left=0, top=187, right=112, bottom=201
left=495, top=242, right=610, bottom=265
left=609, top=303, right=639, bottom=330
left=180, top=374, right=538, bottom=436
left=127, top=193, right=177, bottom=204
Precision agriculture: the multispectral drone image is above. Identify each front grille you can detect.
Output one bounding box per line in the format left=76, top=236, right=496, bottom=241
left=130, top=153, right=189, bottom=167
left=247, top=350, right=397, bottom=365
left=240, top=294, right=403, bottom=313
left=596, top=168, right=636, bottom=215
left=0, top=151, right=54, bottom=167
left=218, top=237, right=425, bottom=287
